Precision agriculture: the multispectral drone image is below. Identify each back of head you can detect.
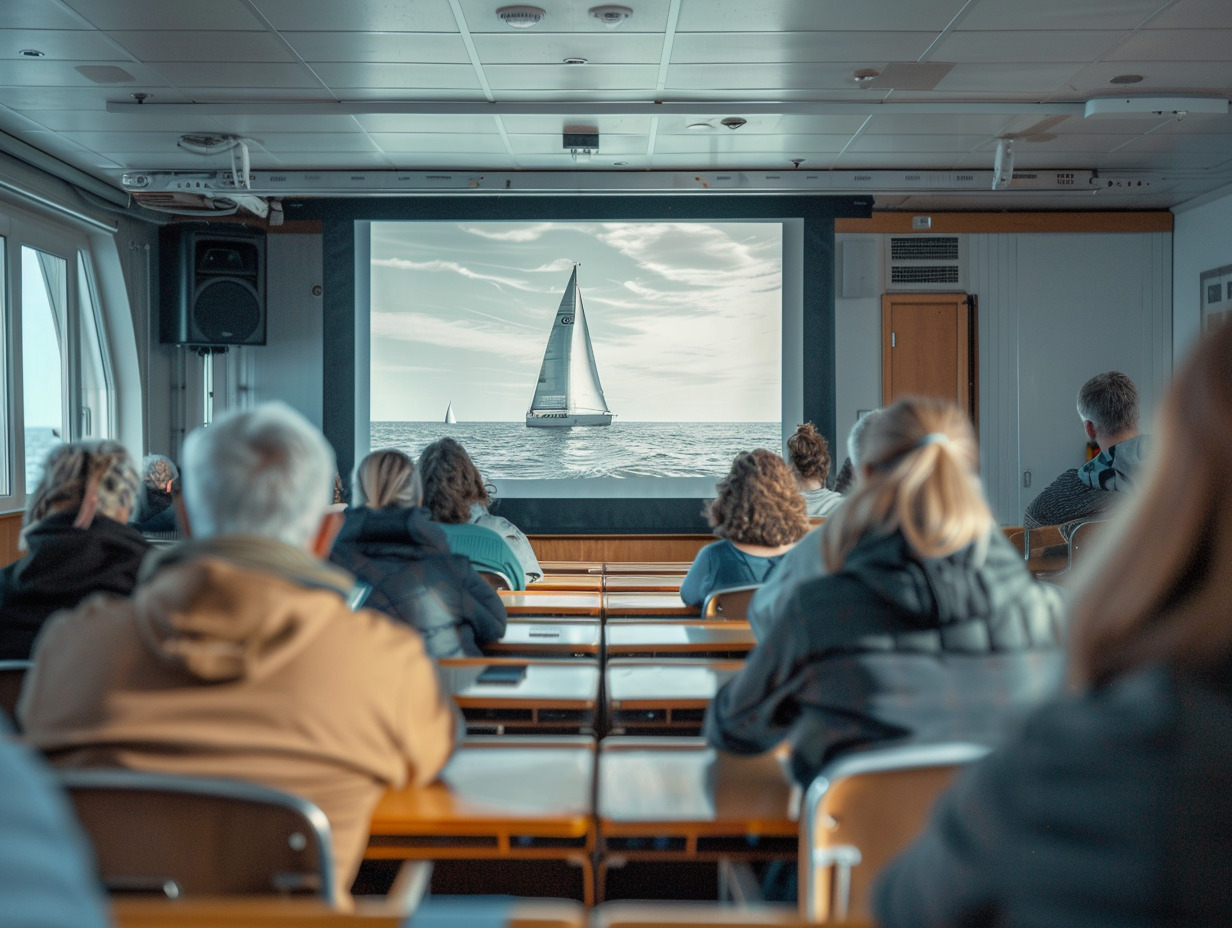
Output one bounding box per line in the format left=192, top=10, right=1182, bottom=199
left=848, top=408, right=884, bottom=470
left=1070, top=324, right=1232, bottom=686
left=786, top=422, right=831, bottom=484
left=24, top=441, right=140, bottom=542
left=141, top=454, right=178, bottom=489
left=708, top=448, right=810, bottom=547
left=354, top=449, right=421, bottom=509
left=418, top=437, right=489, bottom=524
left=180, top=402, right=334, bottom=547
left=1077, top=371, right=1139, bottom=436
left=823, top=397, right=991, bottom=570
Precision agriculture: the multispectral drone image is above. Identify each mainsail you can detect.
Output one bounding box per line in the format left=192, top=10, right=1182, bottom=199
left=444, top=401, right=456, bottom=424
left=526, top=266, right=613, bottom=427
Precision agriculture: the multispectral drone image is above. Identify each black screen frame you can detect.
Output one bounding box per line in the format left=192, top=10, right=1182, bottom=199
left=288, top=193, right=871, bottom=533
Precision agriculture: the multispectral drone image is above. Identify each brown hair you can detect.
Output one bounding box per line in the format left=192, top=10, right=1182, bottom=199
left=1069, top=323, right=1232, bottom=687
left=707, top=449, right=810, bottom=547
left=353, top=449, right=422, bottom=509
left=418, top=437, right=491, bottom=524
left=786, top=422, right=831, bottom=484
left=823, top=397, right=991, bottom=571
left=24, top=440, right=140, bottom=545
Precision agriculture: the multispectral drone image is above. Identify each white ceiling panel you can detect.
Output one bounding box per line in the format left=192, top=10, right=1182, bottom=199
left=206, top=114, right=366, bottom=134
left=310, top=63, right=483, bottom=90
left=457, top=0, right=673, bottom=34
left=252, top=132, right=382, bottom=152
left=105, top=30, right=296, bottom=63
left=665, top=63, right=886, bottom=92
left=496, top=114, right=655, bottom=133
left=25, top=108, right=226, bottom=133
left=372, top=133, right=508, bottom=154
left=675, top=0, right=968, bottom=33
left=471, top=33, right=664, bottom=65
left=355, top=113, right=499, bottom=133
left=0, top=58, right=169, bottom=87
left=151, top=61, right=324, bottom=89
left=932, top=30, right=1129, bottom=63
left=61, top=0, right=267, bottom=31
left=670, top=32, right=936, bottom=64
left=1145, top=0, right=1232, bottom=29
left=1069, top=60, right=1232, bottom=92
left=847, top=133, right=990, bottom=153
left=957, top=0, right=1169, bottom=31
left=507, top=134, right=645, bottom=155
left=0, top=2, right=93, bottom=30
left=861, top=113, right=1021, bottom=135
left=484, top=64, right=659, bottom=92
left=0, top=29, right=134, bottom=61
left=280, top=32, right=471, bottom=64
left=934, top=62, right=1082, bottom=93
left=1106, top=29, right=1232, bottom=61
left=653, top=134, right=854, bottom=154
left=250, top=0, right=461, bottom=33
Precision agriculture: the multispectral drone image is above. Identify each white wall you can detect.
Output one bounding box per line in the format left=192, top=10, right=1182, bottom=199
left=1172, top=184, right=1232, bottom=361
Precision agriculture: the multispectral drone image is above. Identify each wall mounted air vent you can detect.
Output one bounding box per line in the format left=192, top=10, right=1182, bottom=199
left=886, top=235, right=966, bottom=291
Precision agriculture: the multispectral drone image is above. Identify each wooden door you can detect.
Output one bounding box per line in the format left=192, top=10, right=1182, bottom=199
left=882, top=292, right=976, bottom=422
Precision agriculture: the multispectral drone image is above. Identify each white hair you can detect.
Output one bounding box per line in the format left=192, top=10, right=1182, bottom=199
left=180, top=402, right=335, bottom=547
left=847, top=408, right=884, bottom=469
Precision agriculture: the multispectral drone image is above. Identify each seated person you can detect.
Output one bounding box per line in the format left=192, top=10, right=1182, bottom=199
left=746, top=410, right=881, bottom=640
left=132, top=453, right=180, bottom=535
left=787, top=422, right=843, bottom=518
left=19, top=403, right=460, bottom=903
left=330, top=448, right=507, bottom=657
left=680, top=449, right=810, bottom=607
left=876, top=322, right=1232, bottom=928
left=1024, top=370, right=1151, bottom=535
left=704, top=397, right=1065, bottom=786
left=418, top=437, right=536, bottom=588
left=0, top=716, right=109, bottom=927
left=0, top=441, right=149, bottom=660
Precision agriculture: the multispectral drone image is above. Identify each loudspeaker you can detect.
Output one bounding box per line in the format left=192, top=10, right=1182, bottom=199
left=159, top=225, right=266, bottom=346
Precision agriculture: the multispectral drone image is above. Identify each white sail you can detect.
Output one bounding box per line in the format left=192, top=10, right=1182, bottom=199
left=444, top=401, right=456, bottom=424
left=527, top=266, right=613, bottom=427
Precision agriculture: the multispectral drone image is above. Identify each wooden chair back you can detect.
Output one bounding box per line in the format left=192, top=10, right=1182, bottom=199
left=801, top=742, right=990, bottom=923
left=1067, top=519, right=1109, bottom=571
left=1000, top=525, right=1025, bottom=557
left=0, top=658, right=31, bottom=726
left=1023, top=524, right=1068, bottom=577
left=58, top=770, right=337, bottom=906
left=701, top=585, right=760, bottom=620
left=478, top=570, right=514, bottom=591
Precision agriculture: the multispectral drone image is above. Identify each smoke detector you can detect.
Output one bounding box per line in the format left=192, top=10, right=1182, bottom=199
left=720, top=117, right=747, bottom=130
left=590, top=5, right=632, bottom=27
left=497, top=5, right=546, bottom=28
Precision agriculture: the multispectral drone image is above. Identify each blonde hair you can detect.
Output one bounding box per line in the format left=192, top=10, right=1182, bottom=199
left=823, top=397, right=991, bottom=571
left=1069, top=322, right=1232, bottom=687
left=353, top=449, right=422, bottom=509
left=24, top=440, right=140, bottom=545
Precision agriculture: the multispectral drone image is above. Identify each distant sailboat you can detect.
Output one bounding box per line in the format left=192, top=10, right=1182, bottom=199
left=444, top=401, right=457, bottom=424
left=526, top=265, right=614, bottom=428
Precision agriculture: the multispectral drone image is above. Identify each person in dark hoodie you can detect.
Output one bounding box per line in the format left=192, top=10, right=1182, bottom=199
left=0, top=440, right=149, bottom=660
left=330, top=448, right=507, bottom=658
left=704, top=396, right=1066, bottom=787
left=131, top=453, right=180, bottom=536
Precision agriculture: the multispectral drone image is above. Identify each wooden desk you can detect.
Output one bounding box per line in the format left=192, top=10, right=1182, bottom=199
left=538, top=560, right=604, bottom=575
left=603, top=574, right=684, bottom=593
left=605, top=658, right=743, bottom=735
left=499, top=590, right=603, bottom=617
left=438, top=658, right=600, bottom=734
left=604, top=561, right=692, bottom=575
left=368, top=736, right=597, bottom=905
left=485, top=622, right=603, bottom=657
left=604, top=622, right=756, bottom=659
left=532, top=574, right=605, bottom=591
left=595, top=737, right=798, bottom=901
left=603, top=592, right=701, bottom=619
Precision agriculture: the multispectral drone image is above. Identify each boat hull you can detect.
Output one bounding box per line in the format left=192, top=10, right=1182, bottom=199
left=526, top=412, right=613, bottom=428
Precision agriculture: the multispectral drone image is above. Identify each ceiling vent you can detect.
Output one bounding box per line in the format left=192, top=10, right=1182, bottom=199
left=497, top=5, right=546, bottom=28
left=886, top=235, right=966, bottom=291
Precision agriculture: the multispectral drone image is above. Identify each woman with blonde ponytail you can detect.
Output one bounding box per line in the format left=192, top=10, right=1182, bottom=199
left=705, top=396, right=1065, bottom=786
left=329, top=448, right=506, bottom=658
left=0, top=441, right=149, bottom=659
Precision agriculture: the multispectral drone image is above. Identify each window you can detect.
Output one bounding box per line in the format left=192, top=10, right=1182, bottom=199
left=21, top=245, right=67, bottom=490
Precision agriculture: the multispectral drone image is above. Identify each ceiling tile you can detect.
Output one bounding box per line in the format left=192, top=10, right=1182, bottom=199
left=674, top=0, right=968, bottom=33
left=0, top=58, right=169, bottom=87
left=150, top=61, right=326, bottom=89
left=471, top=33, right=664, bottom=65
left=372, top=132, right=508, bottom=154
left=0, top=28, right=133, bottom=60
left=665, top=62, right=887, bottom=92
left=106, top=30, right=296, bottom=63
left=250, top=132, right=381, bottom=152
left=956, top=0, right=1167, bottom=31
left=507, top=133, right=645, bottom=155
left=1106, top=29, right=1232, bottom=61
left=21, top=107, right=226, bottom=133
left=933, top=30, right=1129, bottom=62
left=0, top=85, right=189, bottom=109
left=0, top=1, right=93, bottom=30
left=354, top=113, right=498, bottom=133
left=61, top=0, right=267, bottom=31
left=497, top=114, right=655, bottom=133
left=1068, top=60, right=1232, bottom=92
left=484, top=64, right=658, bottom=92
left=268, top=150, right=397, bottom=168
left=861, top=113, right=1021, bottom=135
left=1144, top=0, right=1232, bottom=29
left=311, top=62, right=482, bottom=90
left=934, top=62, right=1081, bottom=93
left=671, top=31, right=935, bottom=64
left=251, top=0, right=460, bottom=33
left=457, top=0, right=672, bottom=34
left=847, top=133, right=989, bottom=153
left=280, top=31, right=470, bottom=64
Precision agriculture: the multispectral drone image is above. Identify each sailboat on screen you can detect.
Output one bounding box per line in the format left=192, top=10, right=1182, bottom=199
left=526, top=265, right=614, bottom=428
left=444, top=401, right=457, bottom=424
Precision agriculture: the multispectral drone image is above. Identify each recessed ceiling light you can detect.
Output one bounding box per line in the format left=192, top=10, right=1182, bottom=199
left=590, top=5, right=633, bottom=27
left=496, top=5, right=546, bottom=28
left=852, top=68, right=881, bottom=87
left=686, top=122, right=712, bottom=130
left=1110, top=74, right=1145, bottom=85
left=563, top=57, right=588, bottom=65
left=613, top=161, right=628, bottom=166
left=720, top=117, right=747, bottom=130
left=19, top=49, right=45, bottom=58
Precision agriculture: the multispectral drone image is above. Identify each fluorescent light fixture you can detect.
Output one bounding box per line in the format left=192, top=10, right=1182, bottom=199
left=1084, top=96, right=1229, bottom=118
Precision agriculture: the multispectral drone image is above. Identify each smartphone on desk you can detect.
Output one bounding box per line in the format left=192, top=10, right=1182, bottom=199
left=476, top=663, right=529, bottom=686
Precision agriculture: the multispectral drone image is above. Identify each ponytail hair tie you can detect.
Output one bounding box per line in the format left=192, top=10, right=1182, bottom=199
left=916, top=432, right=950, bottom=449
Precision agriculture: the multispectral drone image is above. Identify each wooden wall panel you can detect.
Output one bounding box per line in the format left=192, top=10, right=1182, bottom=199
left=527, top=534, right=714, bottom=563
left=0, top=512, right=23, bottom=568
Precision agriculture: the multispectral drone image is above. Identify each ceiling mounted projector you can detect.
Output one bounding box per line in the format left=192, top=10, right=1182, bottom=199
left=1084, top=96, right=1229, bottom=118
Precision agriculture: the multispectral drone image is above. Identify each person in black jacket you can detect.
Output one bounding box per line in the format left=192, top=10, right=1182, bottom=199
left=329, top=448, right=506, bottom=657
left=0, top=441, right=149, bottom=660
left=704, top=396, right=1065, bottom=786
left=875, top=322, right=1232, bottom=928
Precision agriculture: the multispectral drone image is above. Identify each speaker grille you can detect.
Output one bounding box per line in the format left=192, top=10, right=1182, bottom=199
left=193, top=279, right=262, bottom=343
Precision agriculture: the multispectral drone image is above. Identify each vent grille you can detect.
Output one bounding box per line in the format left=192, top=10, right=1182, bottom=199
left=890, top=264, right=961, bottom=285
left=891, top=236, right=960, bottom=261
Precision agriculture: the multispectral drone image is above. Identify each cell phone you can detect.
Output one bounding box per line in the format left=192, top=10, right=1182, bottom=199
left=476, top=664, right=528, bottom=686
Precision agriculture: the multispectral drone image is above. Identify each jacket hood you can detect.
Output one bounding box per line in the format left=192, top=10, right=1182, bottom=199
left=132, top=536, right=359, bottom=684
left=14, top=511, right=150, bottom=592
left=842, top=529, right=1009, bottom=628
left=1078, top=434, right=1151, bottom=491
left=334, top=505, right=450, bottom=554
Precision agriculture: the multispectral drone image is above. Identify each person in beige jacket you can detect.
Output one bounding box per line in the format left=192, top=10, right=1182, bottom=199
left=19, top=402, right=461, bottom=903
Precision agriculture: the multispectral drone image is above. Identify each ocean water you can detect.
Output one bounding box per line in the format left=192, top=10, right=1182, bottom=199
left=370, top=421, right=781, bottom=481
left=25, top=426, right=61, bottom=489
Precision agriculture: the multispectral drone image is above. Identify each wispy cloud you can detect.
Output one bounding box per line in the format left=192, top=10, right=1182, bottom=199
left=372, top=257, right=546, bottom=293
left=461, top=223, right=555, bottom=242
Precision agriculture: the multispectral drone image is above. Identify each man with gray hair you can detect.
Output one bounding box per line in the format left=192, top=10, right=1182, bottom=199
left=1024, top=371, right=1151, bottom=532
left=132, top=452, right=179, bottom=535
left=19, top=403, right=460, bottom=902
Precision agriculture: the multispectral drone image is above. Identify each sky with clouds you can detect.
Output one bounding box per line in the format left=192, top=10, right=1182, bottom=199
left=369, top=220, right=782, bottom=422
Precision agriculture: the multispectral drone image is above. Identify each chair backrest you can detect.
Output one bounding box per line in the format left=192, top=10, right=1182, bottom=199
left=1067, top=519, right=1108, bottom=571
left=801, top=742, right=990, bottom=923
left=478, top=569, right=514, bottom=591
left=1000, top=525, right=1025, bottom=557
left=58, top=769, right=337, bottom=906
left=701, top=585, right=760, bottom=619
left=0, top=658, right=32, bottom=725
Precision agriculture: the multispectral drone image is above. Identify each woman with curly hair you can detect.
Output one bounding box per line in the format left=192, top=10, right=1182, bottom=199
left=787, top=422, right=843, bottom=518
left=679, top=449, right=810, bottom=606
left=418, top=437, right=538, bottom=590
left=705, top=397, right=1064, bottom=787
left=0, top=441, right=149, bottom=660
